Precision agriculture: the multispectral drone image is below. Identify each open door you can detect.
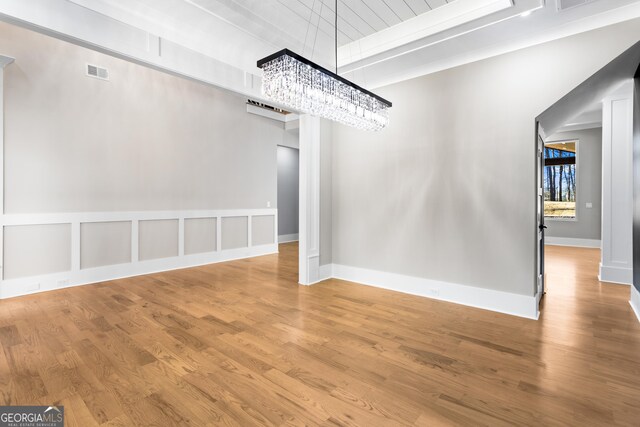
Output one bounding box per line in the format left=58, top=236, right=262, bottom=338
left=536, top=121, right=546, bottom=300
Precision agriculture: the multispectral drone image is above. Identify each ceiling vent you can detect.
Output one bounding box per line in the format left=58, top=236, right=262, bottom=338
left=247, top=99, right=290, bottom=115
left=556, top=0, right=597, bottom=11
left=86, top=64, right=109, bottom=81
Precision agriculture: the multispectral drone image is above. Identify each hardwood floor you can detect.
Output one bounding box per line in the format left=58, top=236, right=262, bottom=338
left=0, top=243, right=639, bottom=426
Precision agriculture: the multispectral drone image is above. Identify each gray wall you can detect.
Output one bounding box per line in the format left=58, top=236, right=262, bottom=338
left=1, top=20, right=279, bottom=214
left=331, top=19, right=640, bottom=297
left=546, top=128, right=602, bottom=240
left=277, top=146, right=299, bottom=238
left=0, top=21, right=282, bottom=279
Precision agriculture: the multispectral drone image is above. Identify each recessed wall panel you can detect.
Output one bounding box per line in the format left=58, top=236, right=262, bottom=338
left=4, top=224, right=71, bottom=279
left=221, top=217, right=248, bottom=250
left=185, top=217, right=216, bottom=255
left=139, top=219, right=179, bottom=261
left=81, top=221, right=132, bottom=269
left=252, top=215, right=275, bottom=246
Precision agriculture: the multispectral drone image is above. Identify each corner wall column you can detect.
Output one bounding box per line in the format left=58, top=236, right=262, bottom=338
left=0, top=55, right=15, bottom=281
left=298, top=114, right=321, bottom=285
left=600, top=81, right=634, bottom=285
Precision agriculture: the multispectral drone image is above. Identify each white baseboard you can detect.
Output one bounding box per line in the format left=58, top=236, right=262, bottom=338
left=545, top=237, right=601, bottom=248
left=330, top=264, right=539, bottom=320
left=630, top=286, right=640, bottom=323
left=0, top=243, right=277, bottom=300
left=318, top=264, right=333, bottom=282
left=598, top=263, right=633, bottom=285
left=278, top=233, right=299, bottom=243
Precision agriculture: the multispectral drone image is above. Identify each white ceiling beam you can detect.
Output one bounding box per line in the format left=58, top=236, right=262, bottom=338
left=338, top=0, right=514, bottom=68
left=0, top=0, right=265, bottom=100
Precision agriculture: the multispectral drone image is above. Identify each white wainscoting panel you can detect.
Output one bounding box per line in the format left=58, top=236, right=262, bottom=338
left=0, top=209, right=277, bottom=299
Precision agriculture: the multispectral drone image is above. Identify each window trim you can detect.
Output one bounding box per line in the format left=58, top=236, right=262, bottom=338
left=544, top=138, right=579, bottom=222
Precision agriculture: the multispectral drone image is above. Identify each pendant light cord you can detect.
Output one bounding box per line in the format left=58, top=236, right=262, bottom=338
left=335, top=0, right=338, bottom=74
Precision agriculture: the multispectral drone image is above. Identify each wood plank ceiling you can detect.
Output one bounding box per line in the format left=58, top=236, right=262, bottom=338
left=218, top=0, right=455, bottom=46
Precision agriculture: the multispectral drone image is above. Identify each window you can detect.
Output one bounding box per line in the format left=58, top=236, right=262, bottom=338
left=544, top=140, right=577, bottom=218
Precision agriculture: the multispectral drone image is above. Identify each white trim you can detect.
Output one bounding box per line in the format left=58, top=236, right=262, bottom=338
left=338, top=0, right=513, bottom=68
left=0, top=243, right=277, bottom=300
left=598, top=263, right=633, bottom=285
left=0, top=56, right=15, bottom=281
left=178, top=217, right=185, bottom=256
left=298, top=115, right=321, bottom=285
left=357, top=2, right=640, bottom=89
left=301, top=263, right=333, bottom=286
left=278, top=233, right=298, bottom=243
left=630, top=286, right=640, bottom=323
left=600, top=87, right=634, bottom=287
left=131, top=219, right=139, bottom=262
left=0, top=1, right=264, bottom=100
left=317, top=264, right=333, bottom=282
left=0, top=208, right=277, bottom=226
left=545, top=237, right=601, bottom=248
left=331, top=264, right=539, bottom=320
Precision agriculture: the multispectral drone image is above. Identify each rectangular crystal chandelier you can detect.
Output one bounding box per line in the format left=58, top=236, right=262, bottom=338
left=257, top=49, right=392, bottom=131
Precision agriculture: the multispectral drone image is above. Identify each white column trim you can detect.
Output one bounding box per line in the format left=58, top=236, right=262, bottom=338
left=0, top=55, right=15, bottom=280
left=298, top=115, right=321, bottom=285
left=599, top=83, right=634, bottom=285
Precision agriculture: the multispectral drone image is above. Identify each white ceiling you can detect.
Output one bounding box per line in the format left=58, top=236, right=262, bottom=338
left=66, top=0, right=458, bottom=72
left=3, top=0, right=640, bottom=98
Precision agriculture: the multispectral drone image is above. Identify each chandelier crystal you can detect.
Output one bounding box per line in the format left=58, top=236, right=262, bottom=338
left=257, top=49, right=391, bottom=131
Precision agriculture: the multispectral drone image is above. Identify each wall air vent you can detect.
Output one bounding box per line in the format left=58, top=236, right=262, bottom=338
left=86, top=64, right=109, bottom=81
left=557, top=0, right=597, bottom=11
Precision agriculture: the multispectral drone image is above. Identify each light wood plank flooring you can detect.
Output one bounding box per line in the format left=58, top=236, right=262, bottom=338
left=0, top=243, right=639, bottom=426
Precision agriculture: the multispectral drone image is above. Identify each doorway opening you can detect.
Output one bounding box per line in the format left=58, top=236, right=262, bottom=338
left=277, top=132, right=300, bottom=246
left=535, top=39, right=640, bottom=314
